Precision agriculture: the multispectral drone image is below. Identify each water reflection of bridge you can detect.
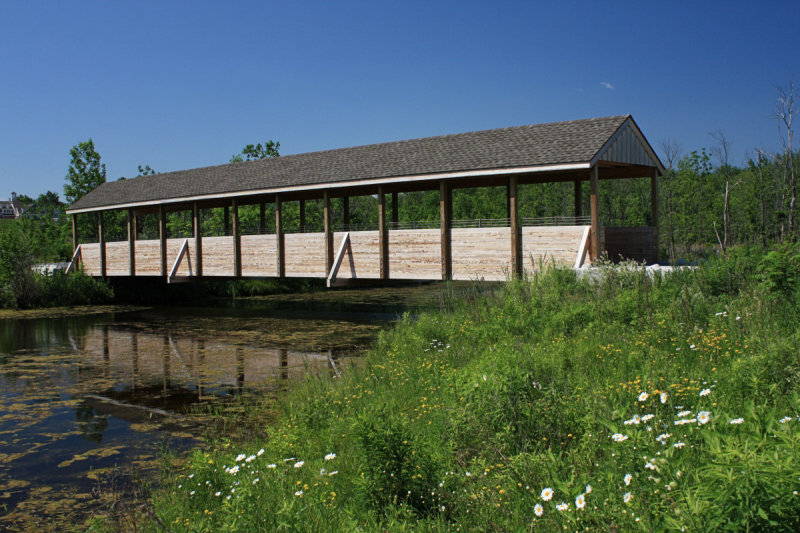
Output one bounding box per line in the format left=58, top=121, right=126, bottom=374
left=77, top=325, right=342, bottom=399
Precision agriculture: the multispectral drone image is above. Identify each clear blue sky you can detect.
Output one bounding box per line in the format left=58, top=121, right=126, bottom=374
left=1, top=0, right=798, bottom=200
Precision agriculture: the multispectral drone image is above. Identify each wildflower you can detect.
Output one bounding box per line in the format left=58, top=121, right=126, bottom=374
left=677, top=410, right=691, bottom=417
left=638, top=391, right=648, bottom=402
left=729, top=418, right=744, bottom=425
left=534, top=503, right=544, bottom=517
left=641, top=414, right=655, bottom=422
left=624, top=491, right=633, bottom=503
left=624, top=473, right=632, bottom=486
left=585, top=484, right=592, bottom=494
left=190, top=490, right=195, bottom=495
left=697, top=411, right=711, bottom=425
left=541, top=487, right=554, bottom=501
left=235, top=454, right=246, bottom=462
left=267, top=464, right=277, bottom=469
left=295, top=490, right=304, bottom=497
left=226, top=465, right=239, bottom=475
left=294, top=461, right=305, bottom=468
left=612, top=433, right=629, bottom=442
left=689, top=344, right=696, bottom=350
left=644, top=461, right=656, bottom=470
left=324, top=453, right=336, bottom=461
left=556, top=502, right=569, bottom=511
left=624, top=415, right=641, bottom=426
left=779, top=416, right=793, bottom=423
left=660, top=392, right=668, bottom=404
left=252, top=478, right=259, bottom=485
left=328, top=471, right=339, bottom=476
left=575, top=493, right=586, bottom=509
left=226, top=495, right=231, bottom=500
left=699, top=388, right=711, bottom=396
left=673, top=442, right=686, bottom=448
left=246, top=455, right=256, bottom=463
left=257, top=448, right=265, bottom=456
left=214, top=491, right=221, bottom=497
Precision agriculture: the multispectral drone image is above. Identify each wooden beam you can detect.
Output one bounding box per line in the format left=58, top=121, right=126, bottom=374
left=259, top=202, right=266, bottom=234
left=324, top=192, right=333, bottom=274
left=71, top=213, right=78, bottom=251
left=378, top=186, right=388, bottom=279
left=651, top=167, right=659, bottom=263
left=440, top=181, right=452, bottom=280
left=232, top=199, right=241, bottom=277
left=275, top=195, right=284, bottom=277
left=509, top=176, right=522, bottom=278
left=193, top=202, right=202, bottom=277
left=159, top=205, right=167, bottom=277
left=299, top=199, right=306, bottom=233
left=98, top=211, right=106, bottom=277
left=343, top=196, right=350, bottom=228
left=590, top=165, right=600, bottom=261
left=574, top=180, right=582, bottom=217
left=327, top=232, right=350, bottom=287
left=128, top=209, right=136, bottom=276
left=391, top=192, right=398, bottom=229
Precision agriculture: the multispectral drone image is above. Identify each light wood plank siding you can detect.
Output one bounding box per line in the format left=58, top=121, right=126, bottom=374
left=201, top=236, right=235, bottom=276
left=105, top=242, right=131, bottom=276
left=284, top=233, right=326, bottom=277
left=522, top=226, right=588, bottom=272
left=451, top=227, right=512, bottom=281
left=388, top=229, right=441, bottom=280
left=241, top=234, right=278, bottom=277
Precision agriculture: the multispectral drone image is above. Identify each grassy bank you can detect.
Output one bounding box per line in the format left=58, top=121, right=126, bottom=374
left=144, top=246, right=800, bottom=532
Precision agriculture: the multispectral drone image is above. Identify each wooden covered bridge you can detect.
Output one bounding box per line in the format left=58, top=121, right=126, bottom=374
left=65, top=115, right=664, bottom=285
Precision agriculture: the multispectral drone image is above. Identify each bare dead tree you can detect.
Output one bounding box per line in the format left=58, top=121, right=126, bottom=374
left=754, top=149, right=770, bottom=246
left=775, top=80, right=797, bottom=238
left=711, top=130, right=735, bottom=253
left=660, top=138, right=683, bottom=260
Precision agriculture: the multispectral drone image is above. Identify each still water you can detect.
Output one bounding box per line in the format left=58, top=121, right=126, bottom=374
left=0, top=286, right=440, bottom=529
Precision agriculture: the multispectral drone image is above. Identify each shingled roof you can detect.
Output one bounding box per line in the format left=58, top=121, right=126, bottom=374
left=68, top=115, right=660, bottom=213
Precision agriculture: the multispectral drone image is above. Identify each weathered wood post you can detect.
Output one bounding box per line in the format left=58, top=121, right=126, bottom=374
left=159, top=205, right=167, bottom=277
left=378, top=186, right=388, bottom=279
left=98, top=211, right=106, bottom=277
left=651, top=167, right=659, bottom=263
left=232, top=199, right=241, bottom=277
left=193, top=202, right=202, bottom=276
left=275, top=195, right=284, bottom=277
left=324, top=192, right=333, bottom=274
left=71, top=214, right=78, bottom=252
left=440, top=181, right=452, bottom=280
left=590, top=166, right=600, bottom=261
left=509, top=176, right=522, bottom=278
left=128, top=208, right=136, bottom=276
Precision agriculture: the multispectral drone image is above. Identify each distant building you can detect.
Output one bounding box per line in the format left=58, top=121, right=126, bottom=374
left=0, top=193, right=26, bottom=219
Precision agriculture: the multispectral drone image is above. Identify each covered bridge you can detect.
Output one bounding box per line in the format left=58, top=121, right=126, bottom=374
left=65, top=115, right=664, bottom=285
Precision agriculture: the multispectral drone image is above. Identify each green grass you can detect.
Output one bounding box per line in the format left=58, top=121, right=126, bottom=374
left=145, top=245, right=800, bottom=532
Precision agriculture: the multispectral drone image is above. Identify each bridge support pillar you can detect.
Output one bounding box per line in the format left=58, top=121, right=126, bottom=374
left=98, top=211, right=106, bottom=277
left=509, top=176, right=522, bottom=278
left=128, top=209, right=136, bottom=276
left=379, top=186, right=388, bottom=279
left=590, top=165, right=600, bottom=261
left=440, top=181, right=452, bottom=280
left=275, top=195, right=285, bottom=277
left=193, top=202, right=202, bottom=276
left=324, top=192, right=333, bottom=274
left=232, top=199, right=241, bottom=277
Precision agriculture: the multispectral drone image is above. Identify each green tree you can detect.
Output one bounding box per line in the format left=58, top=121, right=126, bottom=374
left=230, top=140, right=280, bottom=163
left=64, top=139, right=106, bottom=204
left=137, top=164, right=156, bottom=176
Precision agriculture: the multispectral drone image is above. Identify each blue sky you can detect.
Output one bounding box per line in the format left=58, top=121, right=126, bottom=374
left=1, top=0, right=798, bottom=200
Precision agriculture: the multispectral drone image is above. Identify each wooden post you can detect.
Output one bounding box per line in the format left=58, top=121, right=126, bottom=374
left=324, top=192, right=333, bottom=274
left=440, top=181, right=452, bottom=280
left=223, top=206, right=230, bottom=236
left=574, top=180, right=582, bottom=217
left=299, top=199, right=306, bottom=233
left=275, top=195, right=284, bottom=277
left=232, top=199, right=241, bottom=277
left=651, top=167, right=659, bottom=263
left=378, top=186, right=388, bottom=279
left=98, top=211, right=106, bottom=277
left=342, top=196, right=350, bottom=228
left=128, top=209, right=136, bottom=276
left=391, top=192, right=399, bottom=229
left=590, top=166, right=600, bottom=261
left=259, top=202, right=266, bottom=234
left=509, top=176, right=522, bottom=278
left=193, top=202, right=202, bottom=277
left=159, top=205, right=167, bottom=277
left=71, top=214, right=78, bottom=251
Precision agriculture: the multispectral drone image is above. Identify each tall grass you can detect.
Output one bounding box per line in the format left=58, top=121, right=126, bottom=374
left=147, top=245, right=800, bottom=532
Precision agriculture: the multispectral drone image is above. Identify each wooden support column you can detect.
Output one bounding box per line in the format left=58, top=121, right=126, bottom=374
left=259, top=202, right=266, bottom=234
left=378, top=186, right=389, bottom=279
left=590, top=166, right=600, bottom=261
left=509, top=176, right=522, bottom=278
left=342, top=197, right=350, bottom=228
left=128, top=209, right=136, bottom=276
left=223, top=206, right=230, bottom=236
left=391, top=192, right=399, bottom=229
left=232, top=199, right=241, bottom=277
left=574, top=180, right=582, bottom=217
left=440, top=181, right=452, bottom=280
left=299, top=199, right=306, bottom=232
left=193, top=202, right=203, bottom=277
left=159, top=205, right=167, bottom=277
left=98, top=211, right=106, bottom=277
left=651, top=167, right=659, bottom=263
left=324, top=192, right=333, bottom=274
left=71, top=214, right=78, bottom=251
left=275, top=195, right=284, bottom=277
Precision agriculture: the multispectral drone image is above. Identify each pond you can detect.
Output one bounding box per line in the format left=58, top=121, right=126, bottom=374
left=0, top=284, right=444, bottom=530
